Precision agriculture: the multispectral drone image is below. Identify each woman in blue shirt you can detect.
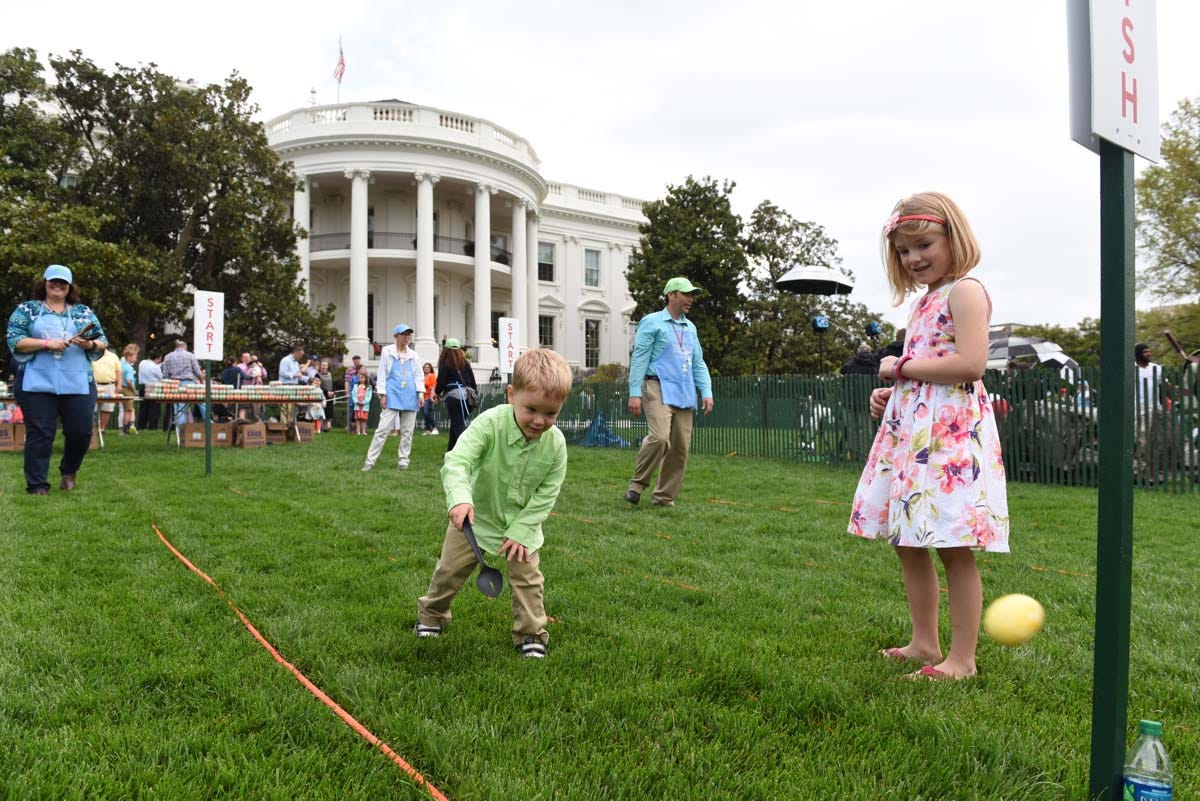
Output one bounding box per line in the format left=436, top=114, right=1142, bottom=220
left=6, top=265, right=109, bottom=495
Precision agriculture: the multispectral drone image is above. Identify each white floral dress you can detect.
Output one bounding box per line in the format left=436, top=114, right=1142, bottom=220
left=848, top=278, right=1009, bottom=551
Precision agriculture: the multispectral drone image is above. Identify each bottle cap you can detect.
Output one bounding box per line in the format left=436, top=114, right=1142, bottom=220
left=1138, top=720, right=1163, bottom=737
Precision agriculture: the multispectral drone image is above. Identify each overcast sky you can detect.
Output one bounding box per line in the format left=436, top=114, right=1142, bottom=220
left=7, top=1, right=1199, bottom=329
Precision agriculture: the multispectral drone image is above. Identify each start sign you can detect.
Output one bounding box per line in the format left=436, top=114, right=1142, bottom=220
left=193, top=290, right=225, bottom=361
left=1068, top=0, right=1160, bottom=162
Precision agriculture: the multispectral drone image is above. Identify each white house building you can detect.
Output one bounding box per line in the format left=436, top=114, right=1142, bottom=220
left=266, top=100, right=647, bottom=376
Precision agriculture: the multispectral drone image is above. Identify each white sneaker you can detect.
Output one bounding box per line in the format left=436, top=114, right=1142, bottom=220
left=361, top=464, right=373, bottom=472
left=430, top=428, right=439, bottom=435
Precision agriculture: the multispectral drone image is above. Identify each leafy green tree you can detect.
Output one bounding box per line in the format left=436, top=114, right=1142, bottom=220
left=625, top=176, right=747, bottom=374
left=1136, top=97, right=1200, bottom=299
left=728, top=200, right=888, bottom=374
left=0, top=48, right=339, bottom=366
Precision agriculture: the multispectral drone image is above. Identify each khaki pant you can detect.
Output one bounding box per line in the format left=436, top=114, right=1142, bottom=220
left=417, top=523, right=548, bottom=646
left=628, top=378, right=694, bottom=505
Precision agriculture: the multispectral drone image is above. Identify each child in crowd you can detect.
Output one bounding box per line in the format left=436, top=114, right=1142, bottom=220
left=848, top=192, right=1009, bottom=681
left=414, top=349, right=573, bottom=659
left=352, top=374, right=373, bottom=435
left=307, top=375, right=326, bottom=425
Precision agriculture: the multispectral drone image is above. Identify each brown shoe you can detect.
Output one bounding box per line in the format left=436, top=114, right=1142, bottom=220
left=60, top=474, right=77, bottom=491
left=31, top=488, right=49, bottom=496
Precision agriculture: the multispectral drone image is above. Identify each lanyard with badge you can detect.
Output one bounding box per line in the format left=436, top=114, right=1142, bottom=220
left=673, top=323, right=691, bottom=375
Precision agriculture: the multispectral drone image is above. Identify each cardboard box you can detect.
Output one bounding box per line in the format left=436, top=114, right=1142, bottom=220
left=181, top=423, right=207, bottom=448
left=236, top=422, right=266, bottom=448
left=286, top=421, right=314, bottom=444
left=0, top=422, right=25, bottom=452
left=211, top=423, right=234, bottom=448
left=264, top=422, right=288, bottom=445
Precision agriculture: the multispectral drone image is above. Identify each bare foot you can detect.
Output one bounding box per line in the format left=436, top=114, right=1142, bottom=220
left=908, top=660, right=976, bottom=680
left=880, top=645, right=941, bottom=665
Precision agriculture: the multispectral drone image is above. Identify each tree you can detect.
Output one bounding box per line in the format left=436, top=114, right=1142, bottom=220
left=1135, top=304, right=1200, bottom=365
left=1136, top=97, right=1200, bottom=299
left=728, top=200, right=888, bottom=374
left=625, top=176, right=747, bottom=375
left=0, top=48, right=340, bottom=366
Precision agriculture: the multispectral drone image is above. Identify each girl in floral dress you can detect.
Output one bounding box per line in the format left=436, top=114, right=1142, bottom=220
left=848, top=192, right=1008, bottom=681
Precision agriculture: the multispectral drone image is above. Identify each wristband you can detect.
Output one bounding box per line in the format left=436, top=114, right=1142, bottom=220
left=43, top=338, right=50, bottom=350
left=893, top=354, right=913, bottom=381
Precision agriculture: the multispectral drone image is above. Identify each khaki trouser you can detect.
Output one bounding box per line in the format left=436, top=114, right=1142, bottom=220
left=628, top=378, right=695, bottom=505
left=417, top=523, right=548, bottom=646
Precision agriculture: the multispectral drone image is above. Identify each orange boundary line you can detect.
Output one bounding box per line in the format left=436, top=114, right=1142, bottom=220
left=149, top=523, right=449, bottom=801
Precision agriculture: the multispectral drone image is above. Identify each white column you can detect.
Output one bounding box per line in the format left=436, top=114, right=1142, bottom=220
left=525, top=212, right=539, bottom=350
left=293, top=176, right=311, bottom=300
left=414, top=172, right=439, bottom=357
left=510, top=200, right=527, bottom=353
left=473, top=183, right=496, bottom=365
left=346, top=169, right=371, bottom=359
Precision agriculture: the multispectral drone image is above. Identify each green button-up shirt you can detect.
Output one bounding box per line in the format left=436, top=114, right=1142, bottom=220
left=441, top=404, right=568, bottom=555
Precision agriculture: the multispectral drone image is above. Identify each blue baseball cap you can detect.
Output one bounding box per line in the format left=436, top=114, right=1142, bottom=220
left=44, top=264, right=73, bottom=284
left=393, top=323, right=414, bottom=335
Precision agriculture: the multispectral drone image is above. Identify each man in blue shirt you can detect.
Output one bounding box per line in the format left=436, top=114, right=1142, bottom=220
left=278, top=343, right=303, bottom=425
left=624, top=276, right=714, bottom=508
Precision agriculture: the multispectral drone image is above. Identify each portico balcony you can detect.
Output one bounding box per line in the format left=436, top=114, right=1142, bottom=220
left=309, top=231, right=513, bottom=264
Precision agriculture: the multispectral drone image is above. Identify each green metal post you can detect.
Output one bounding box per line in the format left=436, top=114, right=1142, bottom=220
left=204, top=361, right=212, bottom=477
left=1088, top=139, right=1136, bottom=800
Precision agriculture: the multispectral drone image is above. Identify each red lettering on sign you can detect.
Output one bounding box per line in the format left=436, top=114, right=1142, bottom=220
left=1121, top=72, right=1138, bottom=123
left=1121, top=17, right=1135, bottom=64
left=208, top=297, right=215, bottom=309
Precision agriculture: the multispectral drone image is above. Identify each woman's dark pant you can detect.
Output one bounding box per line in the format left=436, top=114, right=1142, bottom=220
left=446, top=400, right=469, bottom=452
left=15, top=380, right=96, bottom=494
left=422, top=400, right=437, bottom=431
left=137, top=386, right=162, bottom=431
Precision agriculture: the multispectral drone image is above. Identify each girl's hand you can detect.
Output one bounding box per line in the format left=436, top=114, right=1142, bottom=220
left=499, top=538, right=530, bottom=563
left=878, top=356, right=898, bottom=382
left=869, top=387, right=893, bottom=419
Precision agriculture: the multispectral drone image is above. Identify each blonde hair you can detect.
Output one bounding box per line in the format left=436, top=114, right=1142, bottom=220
left=512, top=348, right=572, bottom=404
left=122, top=343, right=140, bottom=359
left=880, top=191, right=981, bottom=306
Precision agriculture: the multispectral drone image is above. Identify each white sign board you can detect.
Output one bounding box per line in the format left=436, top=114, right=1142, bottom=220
left=1068, top=0, right=1160, bottom=161
left=498, top=317, right=519, bottom=375
left=193, top=290, right=225, bottom=361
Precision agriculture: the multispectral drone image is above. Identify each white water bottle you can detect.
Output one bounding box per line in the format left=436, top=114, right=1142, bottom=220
left=1123, top=719, right=1173, bottom=800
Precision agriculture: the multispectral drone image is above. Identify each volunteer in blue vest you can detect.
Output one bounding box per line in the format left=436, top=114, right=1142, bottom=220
left=624, top=276, right=713, bottom=508
left=361, top=324, right=424, bottom=471
left=5, top=264, right=109, bottom=495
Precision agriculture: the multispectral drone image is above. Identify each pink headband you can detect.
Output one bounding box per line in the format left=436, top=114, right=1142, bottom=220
left=882, top=213, right=947, bottom=237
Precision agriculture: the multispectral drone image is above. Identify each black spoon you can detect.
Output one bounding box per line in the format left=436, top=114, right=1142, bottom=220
left=462, top=519, right=504, bottom=597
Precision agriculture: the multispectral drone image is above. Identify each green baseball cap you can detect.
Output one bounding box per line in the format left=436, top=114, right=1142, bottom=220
left=444, top=338, right=461, bottom=349
left=664, top=276, right=702, bottom=295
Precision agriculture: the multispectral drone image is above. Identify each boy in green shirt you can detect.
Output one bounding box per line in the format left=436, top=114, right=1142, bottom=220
left=415, top=348, right=573, bottom=658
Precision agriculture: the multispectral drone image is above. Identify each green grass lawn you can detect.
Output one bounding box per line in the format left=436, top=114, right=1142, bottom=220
left=1, top=430, right=1196, bottom=800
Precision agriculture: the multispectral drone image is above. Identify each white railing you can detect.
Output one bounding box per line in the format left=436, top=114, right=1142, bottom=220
left=439, top=113, right=474, bottom=133
left=547, top=183, right=563, bottom=195
left=268, top=118, right=290, bottom=134
left=310, top=107, right=348, bottom=124
left=578, top=189, right=607, bottom=204
left=372, top=105, right=413, bottom=122
left=622, top=198, right=644, bottom=211
left=493, top=128, right=515, bottom=147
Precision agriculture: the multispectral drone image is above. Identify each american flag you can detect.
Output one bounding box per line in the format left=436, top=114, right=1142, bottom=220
left=333, top=39, right=346, bottom=83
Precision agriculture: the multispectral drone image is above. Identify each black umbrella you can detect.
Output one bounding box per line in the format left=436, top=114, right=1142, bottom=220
left=987, top=334, right=1065, bottom=362
left=775, top=264, right=855, bottom=296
